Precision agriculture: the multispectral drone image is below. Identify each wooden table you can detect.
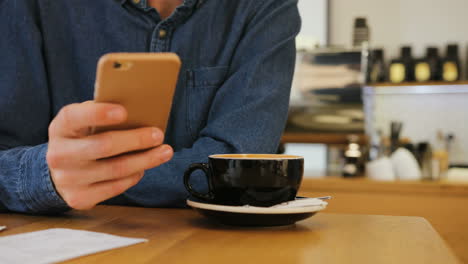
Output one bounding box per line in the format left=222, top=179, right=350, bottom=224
left=0, top=206, right=459, bottom=264
left=299, top=177, right=468, bottom=263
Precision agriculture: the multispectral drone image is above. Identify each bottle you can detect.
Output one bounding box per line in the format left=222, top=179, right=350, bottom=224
left=466, top=44, right=468, bottom=80
left=342, top=135, right=362, bottom=177
left=416, top=142, right=433, bottom=180
left=432, top=131, right=449, bottom=180
left=368, top=49, right=386, bottom=83
left=401, top=46, right=415, bottom=82
left=389, top=46, right=414, bottom=84
left=442, top=44, right=461, bottom=82
left=415, top=47, right=442, bottom=82
left=353, top=17, right=370, bottom=47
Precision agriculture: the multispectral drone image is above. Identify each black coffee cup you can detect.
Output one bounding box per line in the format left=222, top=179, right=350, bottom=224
left=184, top=154, right=304, bottom=207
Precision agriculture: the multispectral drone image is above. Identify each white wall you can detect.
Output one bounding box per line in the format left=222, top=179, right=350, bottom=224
left=329, top=0, right=468, bottom=63
left=297, top=0, right=328, bottom=45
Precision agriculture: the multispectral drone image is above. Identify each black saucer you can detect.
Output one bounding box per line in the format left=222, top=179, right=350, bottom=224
left=187, top=198, right=327, bottom=227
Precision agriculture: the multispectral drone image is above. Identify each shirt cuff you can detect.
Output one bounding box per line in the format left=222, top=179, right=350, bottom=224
left=19, top=144, right=70, bottom=214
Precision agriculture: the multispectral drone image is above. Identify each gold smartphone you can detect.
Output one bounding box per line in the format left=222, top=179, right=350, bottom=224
left=93, top=53, right=181, bottom=133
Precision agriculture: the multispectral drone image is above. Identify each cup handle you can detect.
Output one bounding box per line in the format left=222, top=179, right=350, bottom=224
left=184, top=163, right=215, bottom=201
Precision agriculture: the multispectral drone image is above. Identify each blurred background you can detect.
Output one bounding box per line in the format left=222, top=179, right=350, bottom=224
left=284, top=0, right=468, bottom=181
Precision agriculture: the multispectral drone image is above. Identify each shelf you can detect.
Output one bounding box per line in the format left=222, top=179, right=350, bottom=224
left=363, top=83, right=468, bottom=95
left=281, top=132, right=366, bottom=145
left=368, top=81, right=468, bottom=87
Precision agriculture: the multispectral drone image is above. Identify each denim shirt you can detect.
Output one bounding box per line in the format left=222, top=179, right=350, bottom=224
left=0, top=0, right=300, bottom=213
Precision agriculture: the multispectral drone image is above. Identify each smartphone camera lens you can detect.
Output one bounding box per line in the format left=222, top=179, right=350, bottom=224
left=113, top=62, right=122, bottom=69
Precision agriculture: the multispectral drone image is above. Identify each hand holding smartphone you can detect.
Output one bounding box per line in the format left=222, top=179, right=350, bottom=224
left=46, top=53, right=180, bottom=210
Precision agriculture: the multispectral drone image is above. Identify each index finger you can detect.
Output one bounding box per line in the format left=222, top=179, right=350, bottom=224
left=50, top=102, right=127, bottom=138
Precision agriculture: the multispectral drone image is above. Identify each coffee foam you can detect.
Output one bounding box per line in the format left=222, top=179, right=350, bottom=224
left=210, top=154, right=303, bottom=160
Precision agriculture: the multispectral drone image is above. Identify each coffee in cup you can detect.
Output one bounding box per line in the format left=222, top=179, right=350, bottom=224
left=184, top=154, right=304, bottom=207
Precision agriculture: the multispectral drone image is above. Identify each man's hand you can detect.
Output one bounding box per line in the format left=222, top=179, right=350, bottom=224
left=46, top=101, right=173, bottom=210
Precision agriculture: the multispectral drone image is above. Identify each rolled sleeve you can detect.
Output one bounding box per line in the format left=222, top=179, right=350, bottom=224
left=0, top=145, right=69, bottom=214
left=19, top=144, right=70, bottom=214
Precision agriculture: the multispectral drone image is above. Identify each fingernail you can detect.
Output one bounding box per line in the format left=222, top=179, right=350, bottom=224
left=107, top=108, right=125, bottom=120
left=162, top=146, right=173, bottom=161
left=152, top=128, right=163, bottom=142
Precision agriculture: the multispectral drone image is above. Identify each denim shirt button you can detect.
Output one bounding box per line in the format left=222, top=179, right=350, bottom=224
left=159, top=29, right=167, bottom=39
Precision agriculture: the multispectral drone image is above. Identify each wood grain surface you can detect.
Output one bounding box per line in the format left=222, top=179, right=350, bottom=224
left=299, top=177, right=468, bottom=263
left=0, top=206, right=459, bottom=264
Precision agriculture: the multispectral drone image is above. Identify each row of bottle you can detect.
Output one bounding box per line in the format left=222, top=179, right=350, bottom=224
left=367, top=44, right=462, bottom=84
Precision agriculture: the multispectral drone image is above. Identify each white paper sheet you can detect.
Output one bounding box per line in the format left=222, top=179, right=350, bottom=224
left=0, top=226, right=5, bottom=232
left=0, top=228, right=147, bottom=264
